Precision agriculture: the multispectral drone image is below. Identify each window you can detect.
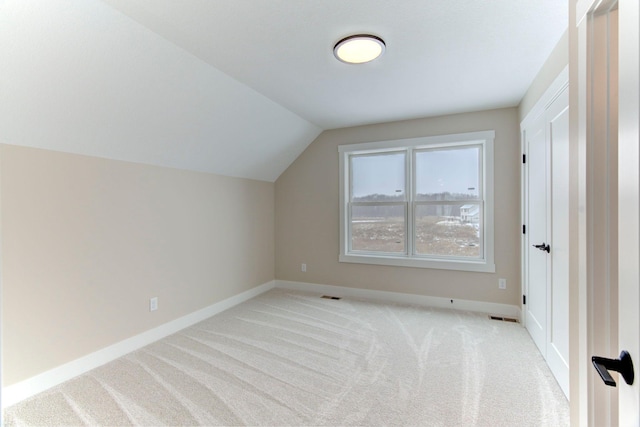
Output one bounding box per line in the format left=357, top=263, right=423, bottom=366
left=339, top=131, right=495, bottom=272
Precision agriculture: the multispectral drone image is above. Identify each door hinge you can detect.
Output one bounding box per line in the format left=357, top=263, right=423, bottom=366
left=522, top=154, right=526, bottom=164
left=523, top=224, right=526, bottom=234
left=523, top=295, right=526, bottom=305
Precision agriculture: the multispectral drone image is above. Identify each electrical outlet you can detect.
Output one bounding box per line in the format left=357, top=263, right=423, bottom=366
left=498, top=279, right=507, bottom=290
left=301, top=263, right=307, bottom=272
left=150, top=297, right=158, bottom=312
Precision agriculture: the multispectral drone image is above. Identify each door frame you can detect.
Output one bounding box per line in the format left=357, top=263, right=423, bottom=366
left=575, top=0, right=614, bottom=421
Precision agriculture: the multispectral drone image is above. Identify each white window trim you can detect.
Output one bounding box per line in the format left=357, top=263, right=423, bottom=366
left=338, top=130, right=495, bottom=273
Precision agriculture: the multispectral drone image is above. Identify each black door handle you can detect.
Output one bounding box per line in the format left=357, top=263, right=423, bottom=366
left=592, top=350, right=634, bottom=387
left=533, top=243, right=550, bottom=253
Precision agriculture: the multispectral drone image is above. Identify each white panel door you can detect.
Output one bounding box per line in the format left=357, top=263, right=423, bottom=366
left=547, top=88, right=570, bottom=398
left=522, top=77, right=569, bottom=400
left=525, top=114, right=549, bottom=357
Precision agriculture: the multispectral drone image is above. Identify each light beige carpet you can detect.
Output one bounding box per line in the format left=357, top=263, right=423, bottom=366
left=4, top=289, right=569, bottom=426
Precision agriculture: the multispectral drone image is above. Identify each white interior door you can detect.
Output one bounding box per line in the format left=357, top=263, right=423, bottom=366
left=617, top=0, right=639, bottom=423
left=525, top=114, right=549, bottom=357
left=547, top=88, right=570, bottom=398
left=523, top=82, right=570, bottom=399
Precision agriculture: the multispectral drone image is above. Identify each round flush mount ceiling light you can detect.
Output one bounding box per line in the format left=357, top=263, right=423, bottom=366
left=333, top=34, right=385, bottom=64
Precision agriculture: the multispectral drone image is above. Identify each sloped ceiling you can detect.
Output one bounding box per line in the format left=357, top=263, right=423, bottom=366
left=0, top=0, right=321, bottom=182
left=0, top=0, right=567, bottom=182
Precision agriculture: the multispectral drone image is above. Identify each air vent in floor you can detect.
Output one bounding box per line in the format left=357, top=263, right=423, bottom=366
left=489, top=315, right=518, bottom=323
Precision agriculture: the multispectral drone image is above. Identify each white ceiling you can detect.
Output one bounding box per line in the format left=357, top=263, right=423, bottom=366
left=0, top=0, right=567, bottom=182
left=101, top=0, right=568, bottom=129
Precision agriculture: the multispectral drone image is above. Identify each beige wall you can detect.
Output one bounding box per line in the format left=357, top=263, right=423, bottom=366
left=519, top=29, right=569, bottom=123
left=275, top=107, right=521, bottom=306
left=1, top=144, right=275, bottom=386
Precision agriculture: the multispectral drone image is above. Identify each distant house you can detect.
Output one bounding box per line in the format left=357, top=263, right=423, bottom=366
left=460, top=204, right=480, bottom=223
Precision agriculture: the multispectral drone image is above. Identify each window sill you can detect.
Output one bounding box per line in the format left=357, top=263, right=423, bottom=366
left=339, top=253, right=496, bottom=273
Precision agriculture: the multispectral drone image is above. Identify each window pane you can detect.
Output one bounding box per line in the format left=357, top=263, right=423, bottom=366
left=414, top=204, right=480, bottom=257
left=415, top=147, right=480, bottom=201
left=351, top=152, right=405, bottom=202
left=351, top=205, right=405, bottom=253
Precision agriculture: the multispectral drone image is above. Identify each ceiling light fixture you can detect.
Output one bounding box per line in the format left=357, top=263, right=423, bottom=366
left=333, top=34, right=385, bottom=64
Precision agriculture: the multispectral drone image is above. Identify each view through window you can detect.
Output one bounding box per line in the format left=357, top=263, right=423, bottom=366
left=339, top=131, right=494, bottom=272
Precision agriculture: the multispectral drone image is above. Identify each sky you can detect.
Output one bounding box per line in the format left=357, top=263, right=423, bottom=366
left=351, top=147, right=480, bottom=198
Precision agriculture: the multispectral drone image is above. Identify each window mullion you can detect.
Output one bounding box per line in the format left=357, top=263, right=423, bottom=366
left=347, top=202, right=352, bottom=253
left=478, top=142, right=484, bottom=200
left=407, top=148, right=414, bottom=256
left=479, top=201, right=485, bottom=259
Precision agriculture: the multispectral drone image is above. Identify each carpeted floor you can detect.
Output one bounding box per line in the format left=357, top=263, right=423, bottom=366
left=3, top=289, right=569, bottom=426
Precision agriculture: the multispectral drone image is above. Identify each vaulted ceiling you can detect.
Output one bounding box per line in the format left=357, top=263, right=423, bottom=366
left=0, top=0, right=567, bottom=182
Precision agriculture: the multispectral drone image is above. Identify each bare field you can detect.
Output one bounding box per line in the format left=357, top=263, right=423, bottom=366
left=351, top=216, right=480, bottom=257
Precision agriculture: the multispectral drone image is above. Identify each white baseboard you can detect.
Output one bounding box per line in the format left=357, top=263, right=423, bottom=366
left=275, top=280, right=522, bottom=319
left=2, top=280, right=275, bottom=409
left=3, top=279, right=521, bottom=408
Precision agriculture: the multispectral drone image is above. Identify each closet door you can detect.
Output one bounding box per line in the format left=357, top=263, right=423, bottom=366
left=546, top=87, right=570, bottom=398
left=524, top=113, right=549, bottom=359
left=522, top=78, right=569, bottom=399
